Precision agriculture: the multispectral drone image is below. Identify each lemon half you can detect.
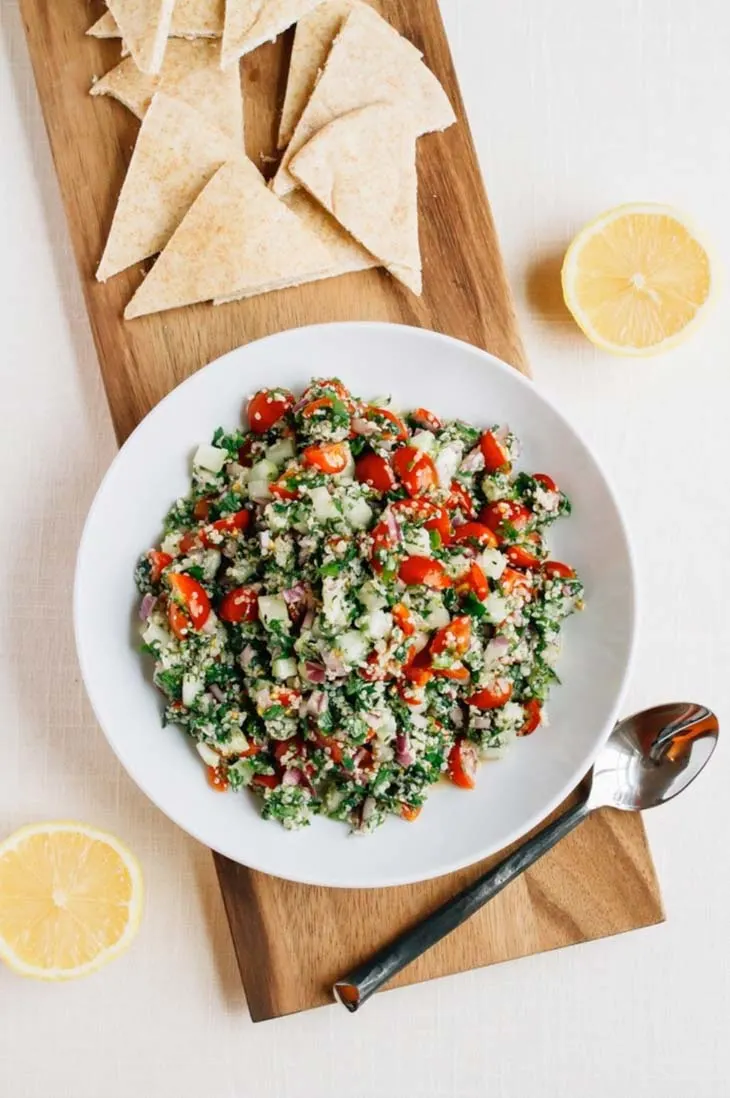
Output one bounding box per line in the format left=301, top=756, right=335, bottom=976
left=0, top=821, right=143, bottom=980
left=562, top=203, right=713, bottom=356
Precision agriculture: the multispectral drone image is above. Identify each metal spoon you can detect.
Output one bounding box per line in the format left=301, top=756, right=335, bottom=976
left=333, top=701, right=718, bottom=1012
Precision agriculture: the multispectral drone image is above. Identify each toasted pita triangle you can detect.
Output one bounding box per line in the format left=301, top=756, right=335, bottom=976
left=278, top=0, right=361, bottom=150
left=290, top=102, right=421, bottom=294
left=97, top=94, right=235, bottom=282
left=125, top=157, right=372, bottom=318
left=272, top=4, right=455, bottom=196
left=91, top=40, right=244, bottom=143
left=106, top=0, right=176, bottom=73
left=212, top=190, right=377, bottom=303
left=220, top=0, right=322, bottom=69
left=88, top=0, right=224, bottom=39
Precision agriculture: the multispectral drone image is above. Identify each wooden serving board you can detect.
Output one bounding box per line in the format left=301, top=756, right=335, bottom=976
left=19, top=0, right=664, bottom=1021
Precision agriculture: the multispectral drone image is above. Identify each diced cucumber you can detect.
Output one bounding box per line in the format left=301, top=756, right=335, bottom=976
left=483, top=592, right=508, bottom=624
left=309, top=485, right=339, bottom=521
left=478, top=548, right=507, bottom=579
left=196, top=741, right=220, bottom=767
left=370, top=707, right=397, bottom=740
left=410, top=429, right=436, bottom=453
left=251, top=458, right=278, bottom=483
left=142, top=620, right=173, bottom=648
left=333, top=448, right=355, bottom=481
left=263, top=503, right=290, bottom=532
left=362, top=609, right=392, bottom=640
left=265, top=438, right=296, bottom=466
left=272, top=657, right=298, bottom=680
left=402, top=526, right=432, bottom=556
left=248, top=480, right=272, bottom=502
left=258, top=595, right=290, bottom=628
left=425, top=600, right=451, bottom=629
left=193, top=443, right=228, bottom=474
left=358, top=580, right=388, bottom=611
left=201, top=550, right=222, bottom=581
left=182, top=675, right=204, bottom=707
left=218, top=730, right=252, bottom=756
left=343, top=495, right=373, bottom=530
left=161, top=531, right=182, bottom=556
left=323, top=576, right=350, bottom=628
left=434, top=441, right=463, bottom=488
left=338, top=631, right=369, bottom=664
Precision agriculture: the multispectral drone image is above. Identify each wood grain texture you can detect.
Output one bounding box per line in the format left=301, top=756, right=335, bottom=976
left=19, top=0, right=663, bottom=1023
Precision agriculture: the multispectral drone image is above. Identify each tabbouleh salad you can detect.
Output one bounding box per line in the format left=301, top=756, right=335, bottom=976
left=136, top=378, right=584, bottom=832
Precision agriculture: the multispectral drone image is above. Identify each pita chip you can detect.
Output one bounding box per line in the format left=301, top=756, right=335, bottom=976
left=277, top=0, right=361, bottom=150
left=91, top=40, right=244, bottom=143
left=105, top=0, right=178, bottom=73
left=88, top=0, right=225, bottom=39
left=125, top=157, right=370, bottom=318
left=213, top=189, right=378, bottom=303
left=97, top=93, right=235, bottom=282
left=289, top=102, right=421, bottom=293
left=272, top=4, right=455, bottom=196
left=220, top=0, right=323, bottom=69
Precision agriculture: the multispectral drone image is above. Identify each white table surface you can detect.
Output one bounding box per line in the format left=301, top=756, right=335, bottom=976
left=1, top=1, right=729, bottom=1094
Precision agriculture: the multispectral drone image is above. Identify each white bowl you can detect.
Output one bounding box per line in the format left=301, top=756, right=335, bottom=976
left=74, top=323, right=636, bottom=888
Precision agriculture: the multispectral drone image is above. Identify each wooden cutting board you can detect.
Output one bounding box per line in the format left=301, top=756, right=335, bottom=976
left=19, top=0, right=664, bottom=1021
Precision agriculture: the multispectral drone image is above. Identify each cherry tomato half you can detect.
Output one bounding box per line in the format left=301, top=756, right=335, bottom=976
left=206, top=765, right=230, bottom=792
left=431, top=615, right=471, bottom=657
left=355, top=452, right=396, bottom=493
left=302, top=442, right=349, bottom=473
left=219, top=586, right=259, bottom=624
left=480, top=500, right=532, bottom=540
left=270, top=480, right=299, bottom=501
left=361, top=406, right=408, bottom=442
left=398, top=556, right=452, bottom=589
left=480, top=430, right=511, bottom=473
left=392, top=499, right=451, bottom=545
left=500, top=567, right=534, bottom=600
left=505, top=544, right=541, bottom=570
left=543, top=560, right=576, bottom=579
left=456, top=561, right=490, bottom=601
left=392, top=603, right=415, bottom=636
left=148, top=550, right=172, bottom=584
left=248, top=388, right=294, bottom=433
left=167, top=601, right=191, bottom=641
left=393, top=447, right=438, bottom=497
left=201, top=510, right=250, bottom=546
left=167, top=573, right=211, bottom=631
left=447, top=480, right=477, bottom=519
left=533, top=473, right=558, bottom=493
left=521, top=699, right=542, bottom=736
left=447, top=737, right=478, bottom=789
left=400, top=803, right=422, bottom=822
left=467, top=681, right=514, bottom=709
left=451, top=522, right=499, bottom=550
left=252, top=774, right=280, bottom=790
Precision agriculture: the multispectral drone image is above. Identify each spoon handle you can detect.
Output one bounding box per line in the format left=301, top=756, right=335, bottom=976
left=333, top=796, right=591, bottom=1012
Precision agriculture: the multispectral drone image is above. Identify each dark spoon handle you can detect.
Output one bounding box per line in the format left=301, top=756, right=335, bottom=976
left=333, top=796, right=591, bottom=1012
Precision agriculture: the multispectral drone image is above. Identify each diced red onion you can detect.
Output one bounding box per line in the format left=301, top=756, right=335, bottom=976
left=259, top=531, right=272, bottom=551
left=282, top=768, right=303, bottom=787
left=301, top=607, right=315, bottom=631
left=494, top=425, right=510, bottom=443
left=460, top=447, right=484, bottom=473
left=395, top=732, right=415, bottom=768
left=292, top=393, right=311, bottom=415
left=209, top=683, right=226, bottom=703
left=283, top=583, right=307, bottom=607
left=139, top=594, right=157, bottom=621
left=239, top=644, right=257, bottom=671
left=450, top=704, right=465, bottom=727
left=351, top=417, right=380, bottom=437
left=485, top=636, right=510, bottom=662
left=384, top=509, right=402, bottom=543
left=306, top=689, right=328, bottom=715
left=323, top=650, right=347, bottom=678
left=471, top=716, right=493, bottom=730
left=256, top=687, right=272, bottom=712
left=360, top=796, right=377, bottom=825
left=304, top=662, right=327, bottom=685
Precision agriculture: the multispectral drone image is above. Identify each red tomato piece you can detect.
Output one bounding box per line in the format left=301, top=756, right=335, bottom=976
left=434, top=663, right=471, bottom=682
left=480, top=500, right=532, bottom=540
left=193, top=498, right=212, bottom=521
left=447, top=738, right=479, bottom=789
left=362, top=407, right=408, bottom=442
left=521, top=699, right=542, bottom=736
left=252, top=773, right=280, bottom=790
left=534, top=473, right=558, bottom=493
left=447, top=480, right=477, bottom=519
left=201, top=510, right=250, bottom=546
left=400, top=804, right=422, bottom=822
left=206, top=766, right=229, bottom=792
left=392, top=447, right=438, bottom=497
left=456, top=561, right=490, bottom=601
left=167, top=601, right=191, bottom=641
left=451, top=522, right=499, bottom=550
left=248, top=388, right=294, bottom=433
left=392, top=603, right=415, bottom=636
left=300, top=396, right=334, bottom=419
left=424, top=506, right=452, bottom=546
left=312, top=732, right=344, bottom=765
left=178, top=531, right=200, bottom=555
left=237, top=437, right=257, bottom=467
left=303, top=442, right=349, bottom=474
left=500, top=567, right=534, bottom=599
left=543, top=560, right=576, bottom=579
left=467, top=681, right=514, bottom=709
left=431, top=615, right=471, bottom=657
left=167, top=572, right=211, bottom=630
left=505, top=544, right=541, bottom=570
left=410, top=408, right=442, bottom=431
left=219, top=586, right=259, bottom=624
left=355, top=452, right=396, bottom=493
left=238, top=742, right=261, bottom=759
left=480, top=430, right=511, bottom=473
left=270, top=479, right=299, bottom=500
left=148, top=550, right=173, bottom=583
left=398, top=556, right=452, bottom=589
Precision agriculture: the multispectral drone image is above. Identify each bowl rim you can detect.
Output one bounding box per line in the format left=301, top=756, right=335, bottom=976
left=73, top=321, right=638, bottom=887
